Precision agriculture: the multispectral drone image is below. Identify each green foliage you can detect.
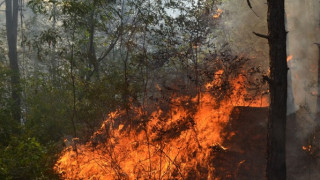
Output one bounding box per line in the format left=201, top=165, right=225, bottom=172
left=0, top=65, right=17, bottom=147
left=25, top=74, right=73, bottom=143
left=0, top=136, right=52, bottom=180
left=0, top=67, right=60, bottom=179
left=28, top=0, right=51, bottom=14
left=76, top=77, right=123, bottom=133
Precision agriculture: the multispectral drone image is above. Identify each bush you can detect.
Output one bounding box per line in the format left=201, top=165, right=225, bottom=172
left=0, top=136, right=50, bottom=180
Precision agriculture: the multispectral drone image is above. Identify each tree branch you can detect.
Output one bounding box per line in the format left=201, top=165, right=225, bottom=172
left=0, top=1, right=5, bottom=7
left=253, top=32, right=269, bottom=39
left=247, top=0, right=259, bottom=17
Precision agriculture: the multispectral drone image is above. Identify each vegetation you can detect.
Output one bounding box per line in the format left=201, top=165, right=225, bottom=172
left=0, top=0, right=230, bottom=178
left=0, top=0, right=307, bottom=179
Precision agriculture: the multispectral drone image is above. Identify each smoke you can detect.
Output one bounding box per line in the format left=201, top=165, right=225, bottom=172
left=286, top=1, right=320, bottom=179
left=218, top=0, right=320, bottom=179
left=286, top=0, right=320, bottom=114
left=218, top=0, right=320, bottom=112
left=217, top=0, right=268, bottom=67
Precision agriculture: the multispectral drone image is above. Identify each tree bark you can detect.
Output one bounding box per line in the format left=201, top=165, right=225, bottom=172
left=315, top=44, right=320, bottom=115
left=6, top=0, right=21, bottom=123
left=88, top=0, right=99, bottom=80
left=51, top=1, right=57, bottom=81
left=267, top=0, right=287, bottom=179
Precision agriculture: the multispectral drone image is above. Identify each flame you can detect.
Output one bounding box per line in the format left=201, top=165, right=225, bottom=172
left=302, top=145, right=312, bottom=152
left=213, top=9, right=223, bottom=19
left=54, top=72, right=269, bottom=179
left=205, top=70, right=224, bottom=89
left=287, top=55, right=293, bottom=62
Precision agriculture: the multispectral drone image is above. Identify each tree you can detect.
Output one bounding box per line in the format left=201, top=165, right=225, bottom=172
left=6, top=0, right=21, bottom=123
left=315, top=44, right=320, bottom=116
left=266, top=0, right=287, bottom=179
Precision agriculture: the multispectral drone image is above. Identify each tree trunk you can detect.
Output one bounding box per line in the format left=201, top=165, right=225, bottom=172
left=267, top=0, right=287, bottom=179
left=315, top=44, right=320, bottom=115
left=51, top=1, right=57, bottom=81
left=88, top=0, right=99, bottom=80
left=6, top=0, right=21, bottom=123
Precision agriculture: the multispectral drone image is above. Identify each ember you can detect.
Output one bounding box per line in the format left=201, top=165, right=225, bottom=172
left=302, top=145, right=312, bottom=152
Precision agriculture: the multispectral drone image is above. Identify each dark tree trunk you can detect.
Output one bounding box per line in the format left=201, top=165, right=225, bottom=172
left=6, top=0, right=21, bottom=123
left=88, top=0, right=99, bottom=80
left=267, top=0, right=287, bottom=179
left=315, top=44, right=320, bottom=115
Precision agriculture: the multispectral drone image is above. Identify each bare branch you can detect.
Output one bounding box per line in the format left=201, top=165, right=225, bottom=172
left=150, top=144, right=185, bottom=179
left=314, top=43, right=320, bottom=47
left=247, top=0, right=259, bottom=17
left=253, top=32, right=269, bottom=39
left=98, top=35, right=120, bottom=62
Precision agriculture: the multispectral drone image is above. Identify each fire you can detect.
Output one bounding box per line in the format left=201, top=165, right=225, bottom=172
left=205, top=70, right=224, bottom=89
left=287, top=55, right=293, bottom=62
left=213, top=9, right=223, bottom=19
left=54, top=72, right=269, bottom=179
left=302, top=145, right=312, bottom=152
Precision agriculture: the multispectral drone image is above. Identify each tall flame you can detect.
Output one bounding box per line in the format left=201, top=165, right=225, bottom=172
left=54, top=71, right=268, bottom=179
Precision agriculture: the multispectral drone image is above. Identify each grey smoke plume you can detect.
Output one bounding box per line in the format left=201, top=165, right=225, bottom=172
left=286, top=0, right=319, bottom=114
left=218, top=0, right=320, bottom=113
left=217, top=0, right=320, bottom=179
left=217, top=0, right=268, bottom=65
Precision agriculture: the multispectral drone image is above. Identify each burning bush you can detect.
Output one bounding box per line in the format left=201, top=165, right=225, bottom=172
left=54, top=65, right=268, bottom=179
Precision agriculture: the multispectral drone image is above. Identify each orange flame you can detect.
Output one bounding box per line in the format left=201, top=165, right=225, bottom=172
left=54, top=72, right=269, bottom=179
left=287, top=55, right=293, bottom=62
left=302, top=145, right=312, bottom=152
left=213, top=9, right=223, bottom=19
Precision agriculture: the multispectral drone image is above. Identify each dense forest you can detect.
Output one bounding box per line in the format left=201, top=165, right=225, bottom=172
left=0, top=0, right=319, bottom=179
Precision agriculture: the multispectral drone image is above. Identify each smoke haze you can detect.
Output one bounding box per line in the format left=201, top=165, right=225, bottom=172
left=219, top=0, right=320, bottom=179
